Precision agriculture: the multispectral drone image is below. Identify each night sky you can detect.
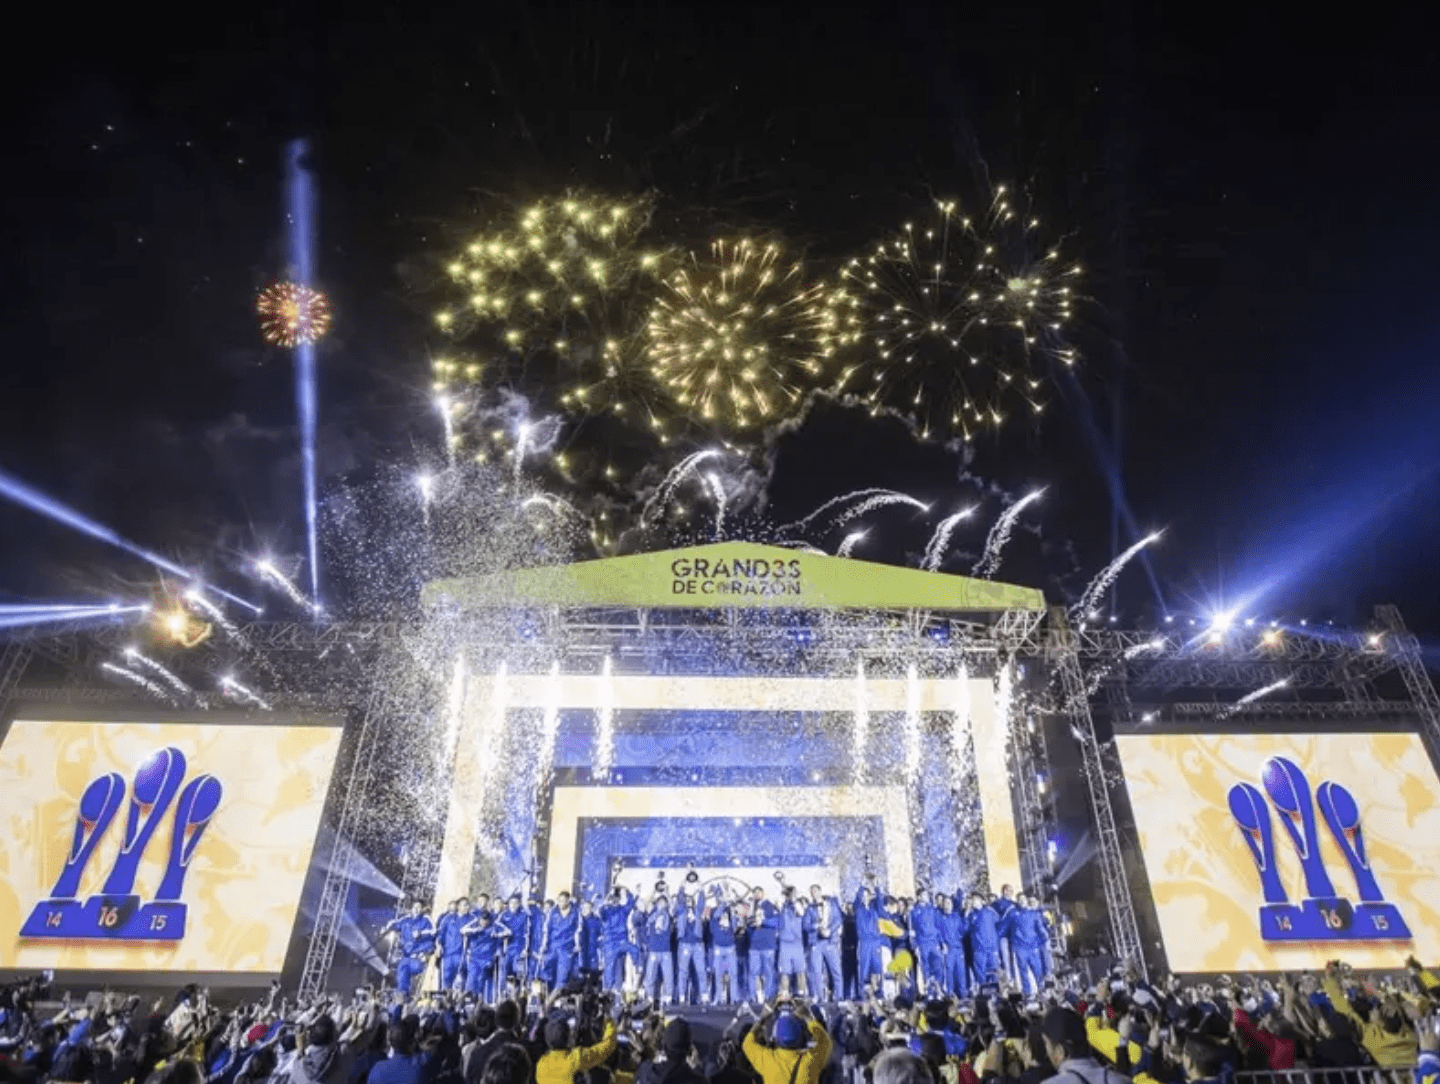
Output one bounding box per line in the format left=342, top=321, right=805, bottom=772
left=3, top=3, right=1438, bottom=650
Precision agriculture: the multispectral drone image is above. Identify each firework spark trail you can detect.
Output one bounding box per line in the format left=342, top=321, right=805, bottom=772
left=538, top=662, right=562, bottom=786
left=1074, top=532, right=1164, bottom=617
left=435, top=395, right=458, bottom=465
left=521, top=493, right=583, bottom=520
left=973, top=489, right=1046, bottom=577
left=595, top=656, right=615, bottom=777
left=101, top=662, right=173, bottom=702
left=832, top=493, right=930, bottom=531
left=220, top=674, right=272, bottom=711
left=852, top=659, right=869, bottom=784
left=778, top=488, right=896, bottom=534
left=183, top=589, right=240, bottom=638
left=1221, top=678, right=1289, bottom=719
left=904, top=663, right=922, bottom=781
left=0, top=466, right=261, bottom=613
left=921, top=507, right=977, bottom=571
left=255, top=558, right=319, bottom=614
left=513, top=422, right=531, bottom=483
left=837, top=531, right=867, bottom=558
left=704, top=473, right=727, bottom=538
left=774, top=541, right=828, bottom=555
left=1082, top=638, right=1165, bottom=697
left=123, top=647, right=194, bottom=697
left=646, top=450, right=721, bottom=521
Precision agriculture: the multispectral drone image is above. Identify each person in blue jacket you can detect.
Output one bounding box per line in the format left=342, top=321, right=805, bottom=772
left=495, top=895, right=530, bottom=987
left=546, top=891, right=581, bottom=989
left=804, top=884, right=844, bottom=1001
left=578, top=898, right=602, bottom=973
left=384, top=899, right=436, bottom=996
left=965, top=893, right=1002, bottom=986
left=641, top=893, right=676, bottom=1002
left=674, top=890, right=708, bottom=1004
left=937, top=892, right=967, bottom=997
left=599, top=885, right=639, bottom=992
left=461, top=909, right=501, bottom=1000
left=708, top=897, right=741, bottom=1004
left=776, top=890, right=809, bottom=996
left=909, top=889, right=944, bottom=997
left=853, top=881, right=886, bottom=997
left=992, top=885, right=1019, bottom=983
left=1009, top=893, right=1051, bottom=994
left=529, top=899, right=553, bottom=989
left=435, top=898, right=468, bottom=992
left=746, top=887, right=779, bottom=1001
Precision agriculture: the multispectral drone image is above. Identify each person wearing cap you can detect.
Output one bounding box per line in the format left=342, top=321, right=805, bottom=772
left=853, top=881, right=886, bottom=998
left=461, top=910, right=502, bottom=1001
left=579, top=899, right=603, bottom=974
left=634, top=1018, right=707, bottom=1084
left=742, top=1000, right=833, bottom=1084
left=966, top=894, right=1002, bottom=987
left=937, top=893, right=967, bottom=997
left=1039, top=1006, right=1131, bottom=1084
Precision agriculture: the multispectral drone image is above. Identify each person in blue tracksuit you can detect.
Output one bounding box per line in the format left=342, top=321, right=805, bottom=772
left=708, top=899, right=741, bottom=1004
left=578, top=899, right=602, bottom=973
left=804, top=885, right=844, bottom=1001
left=384, top=900, right=436, bottom=996
left=777, top=891, right=809, bottom=996
left=546, top=891, right=581, bottom=988
left=461, top=909, right=501, bottom=1000
left=674, top=892, right=708, bottom=1004
left=435, top=898, right=468, bottom=991
left=909, top=890, right=944, bottom=996
left=937, top=893, right=967, bottom=996
left=641, top=894, right=675, bottom=1002
left=1009, top=893, right=1050, bottom=994
left=746, top=887, right=779, bottom=1001
left=853, top=883, right=886, bottom=996
left=529, top=899, right=553, bottom=988
left=600, top=886, right=639, bottom=991
left=992, top=885, right=1018, bottom=983
left=496, top=895, right=529, bottom=987
left=966, top=893, right=1002, bottom=985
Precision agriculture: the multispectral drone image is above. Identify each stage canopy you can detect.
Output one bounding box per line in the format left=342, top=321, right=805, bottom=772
left=423, top=541, right=1044, bottom=613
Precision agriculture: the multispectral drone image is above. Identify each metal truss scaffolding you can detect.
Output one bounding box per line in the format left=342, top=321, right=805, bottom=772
left=298, top=672, right=391, bottom=1000
left=1045, top=608, right=1147, bottom=976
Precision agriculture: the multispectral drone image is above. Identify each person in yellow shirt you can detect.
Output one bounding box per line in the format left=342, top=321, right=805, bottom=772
left=1323, top=962, right=1418, bottom=1069
left=742, top=1001, right=832, bottom=1084
left=535, top=1017, right=618, bottom=1084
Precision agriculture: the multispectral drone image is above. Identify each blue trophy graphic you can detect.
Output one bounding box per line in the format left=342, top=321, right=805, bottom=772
left=20, top=746, right=222, bottom=943
left=1228, top=756, right=1410, bottom=943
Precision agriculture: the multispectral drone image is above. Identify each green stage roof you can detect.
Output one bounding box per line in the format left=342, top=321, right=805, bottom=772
left=423, top=542, right=1044, bottom=613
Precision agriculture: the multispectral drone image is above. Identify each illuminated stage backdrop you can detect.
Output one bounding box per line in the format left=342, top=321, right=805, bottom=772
left=1115, top=731, right=1440, bottom=972
left=0, top=716, right=342, bottom=976
left=434, top=671, right=1022, bottom=905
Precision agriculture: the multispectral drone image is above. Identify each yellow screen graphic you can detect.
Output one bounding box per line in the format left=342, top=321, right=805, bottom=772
left=0, top=718, right=342, bottom=974
left=1115, top=731, right=1440, bottom=972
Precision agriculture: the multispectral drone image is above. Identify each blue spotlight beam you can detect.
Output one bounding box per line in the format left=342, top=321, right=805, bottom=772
left=0, top=466, right=261, bottom=613
left=285, top=139, right=321, bottom=606
left=0, top=605, right=148, bottom=631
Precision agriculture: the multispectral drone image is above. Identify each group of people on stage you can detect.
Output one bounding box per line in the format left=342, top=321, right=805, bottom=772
left=381, top=873, right=1056, bottom=1005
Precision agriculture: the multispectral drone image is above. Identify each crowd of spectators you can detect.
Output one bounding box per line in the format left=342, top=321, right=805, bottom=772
left=3, top=958, right=1437, bottom=1084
